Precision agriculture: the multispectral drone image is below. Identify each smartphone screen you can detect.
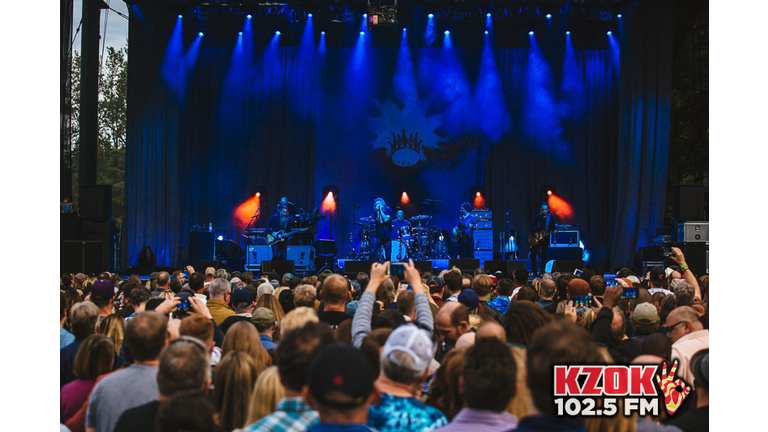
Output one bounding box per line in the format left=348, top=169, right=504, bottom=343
left=621, top=287, right=637, bottom=299
left=389, top=263, right=405, bottom=277
left=606, top=280, right=619, bottom=288
left=573, top=269, right=583, bottom=276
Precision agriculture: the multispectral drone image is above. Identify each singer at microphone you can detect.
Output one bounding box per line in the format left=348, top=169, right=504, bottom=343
left=370, top=197, right=392, bottom=262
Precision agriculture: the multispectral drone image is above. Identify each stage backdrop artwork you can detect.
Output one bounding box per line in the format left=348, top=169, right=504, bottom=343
left=124, top=1, right=672, bottom=271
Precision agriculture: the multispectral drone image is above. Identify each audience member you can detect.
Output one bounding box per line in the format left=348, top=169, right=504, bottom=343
left=61, top=335, right=115, bottom=423
left=667, top=349, right=709, bottom=432
left=221, top=321, right=271, bottom=376
left=471, top=275, right=504, bottom=323
left=317, top=274, right=353, bottom=331
left=244, top=366, right=285, bottom=425
left=61, top=301, right=100, bottom=388
left=213, top=351, right=260, bottom=431
left=252, top=307, right=278, bottom=352
left=425, top=348, right=466, bottom=421
left=502, top=301, right=553, bottom=347
left=294, top=285, right=318, bottom=309
left=219, top=288, right=256, bottom=335
left=665, top=306, right=709, bottom=387
left=207, top=278, right=235, bottom=325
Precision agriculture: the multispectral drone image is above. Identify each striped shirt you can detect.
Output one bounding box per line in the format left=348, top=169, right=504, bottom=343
left=241, top=397, right=319, bottom=432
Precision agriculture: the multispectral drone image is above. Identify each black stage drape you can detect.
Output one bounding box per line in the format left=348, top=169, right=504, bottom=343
left=124, top=1, right=672, bottom=270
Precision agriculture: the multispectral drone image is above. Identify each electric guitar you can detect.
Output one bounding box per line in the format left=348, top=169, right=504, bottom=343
left=451, top=217, right=475, bottom=243
left=528, top=230, right=558, bottom=247
left=266, top=227, right=311, bottom=246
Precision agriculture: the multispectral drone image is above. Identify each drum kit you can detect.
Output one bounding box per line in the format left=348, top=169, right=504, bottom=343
left=349, top=214, right=450, bottom=261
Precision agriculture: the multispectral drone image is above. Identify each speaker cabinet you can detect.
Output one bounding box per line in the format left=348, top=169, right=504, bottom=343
left=82, top=219, right=115, bottom=272
left=262, top=260, right=295, bottom=275
left=61, top=240, right=103, bottom=275
left=189, top=232, right=215, bottom=265
left=483, top=260, right=527, bottom=276
left=449, top=259, right=481, bottom=273
left=342, top=261, right=375, bottom=276
left=673, top=184, right=707, bottom=222
left=79, top=185, right=112, bottom=220
left=552, top=260, right=585, bottom=274
left=314, top=240, right=338, bottom=256
left=246, top=245, right=273, bottom=269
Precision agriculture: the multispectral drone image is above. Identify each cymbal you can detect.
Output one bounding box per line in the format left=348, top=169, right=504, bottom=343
left=359, top=216, right=374, bottom=222
left=410, top=215, right=432, bottom=221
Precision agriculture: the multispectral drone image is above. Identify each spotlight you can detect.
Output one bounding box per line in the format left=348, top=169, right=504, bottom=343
left=247, top=14, right=252, bottom=19
left=360, top=31, right=365, bottom=35
left=255, top=192, right=261, bottom=198
left=444, top=30, right=450, bottom=35
left=484, top=30, right=489, bottom=35
left=308, top=13, right=313, bottom=18
left=363, top=13, right=367, bottom=18
left=217, top=235, right=224, bottom=241
left=199, top=32, right=204, bottom=37
left=321, top=31, right=325, bottom=35
left=401, top=192, right=410, bottom=204
left=178, top=14, right=182, bottom=19
left=566, top=31, right=571, bottom=35
left=428, top=13, right=434, bottom=19
left=607, top=30, right=612, bottom=35
left=617, top=14, right=622, bottom=19
left=238, top=31, right=242, bottom=35
left=470, top=186, right=487, bottom=209
left=546, top=13, right=552, bottom=19
left=402, top=28, right=406, bottom=31
left=486, top=13, right=491, bottom=18
left=276, top=31, right=281, bottom=35
left=529, top=31, right=534, bottom=35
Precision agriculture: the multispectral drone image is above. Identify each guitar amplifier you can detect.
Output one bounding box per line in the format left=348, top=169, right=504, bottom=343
left=246, top=245, right=273, bottom=270
left=287, top=246, right=316, bottom=271
left=550, top=231, right=580, bottom=247
left=471, top=210, right=492, bottom=220
left=473, top=229, right=494, bottom=251
left=677, top=222, right=708, bottom=242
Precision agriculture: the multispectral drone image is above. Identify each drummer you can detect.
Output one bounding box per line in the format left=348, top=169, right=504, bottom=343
left=391, top=210, right=412, bottom=239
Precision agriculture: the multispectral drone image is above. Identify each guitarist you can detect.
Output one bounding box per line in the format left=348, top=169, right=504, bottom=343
left=453, top=202, right=477, bottom=259
left=529, top=202, right=556, bottom=276
left=266, top=205, right=292, bottom=259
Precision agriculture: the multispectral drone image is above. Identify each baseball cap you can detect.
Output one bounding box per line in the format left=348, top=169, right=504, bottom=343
left=458, top=289, right=480, bottom=311
left=633, top=302, right=659, bottom=323
left=205, top=267, right=215, bottom=276
left=307, top=343, right=375, bottom=408
left=231, top=288, right=254, bottom=309
left=426, top=276, right=444, bottom=290
left=269, top=279, right=280, bottom=289
left=649, top=266, right=667, bottom=287
left=91, top=279, right=115, bottom=302
left=252, top=307, right=277, bottom=326
left=382, top=324, right=435, bottom=373
left=283, top=273, right=294, bottom=282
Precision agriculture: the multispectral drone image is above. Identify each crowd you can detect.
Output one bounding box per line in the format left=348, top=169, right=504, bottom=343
left=60, top=246, right=709, bottom=432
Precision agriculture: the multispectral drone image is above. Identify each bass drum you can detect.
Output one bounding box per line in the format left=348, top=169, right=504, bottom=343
left=358, top=225, right=374, bottom=252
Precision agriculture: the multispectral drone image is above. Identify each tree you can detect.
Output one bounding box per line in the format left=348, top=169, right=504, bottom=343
left=70, top=44, right=127, bottom=229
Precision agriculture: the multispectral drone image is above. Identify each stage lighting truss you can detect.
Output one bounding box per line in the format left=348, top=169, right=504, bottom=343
left=367, top=0, right=398, bottom=31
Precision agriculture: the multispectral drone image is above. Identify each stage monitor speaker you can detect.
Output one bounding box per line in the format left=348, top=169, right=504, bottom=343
left=61, top=240, right=103, bottom=275
left=673, top=184, right=707, bottom=222
left=262, top=260, right=295, bottom=275
left=343, top=261, right=375, bottom=276
left=189, top=232, right=215, bottom=264
left=412, top=261, right=433, bottom=274
left=449, top=259, right=481, bottom=274
left=483, top=260, right=527, bottom=276
left=246, top=245, right=273, bottom=267
left=552, top=260, right=585, bottom=274
left=547, top=247, right=583, bottom=261
left=287, top=246, right=316, bottom=268
left=79, top=185, right=112, bottom=220
left=314, top=240, right=338, bottom=256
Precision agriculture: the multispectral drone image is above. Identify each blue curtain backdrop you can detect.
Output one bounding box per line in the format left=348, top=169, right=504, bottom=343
left=124, top=1, right=672, bottom=271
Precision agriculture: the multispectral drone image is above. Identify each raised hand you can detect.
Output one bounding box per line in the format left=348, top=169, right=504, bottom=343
left=656, top=360, right=691, bottom=415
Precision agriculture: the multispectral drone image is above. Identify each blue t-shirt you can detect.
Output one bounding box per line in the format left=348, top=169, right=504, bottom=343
left=368, top=393, right=448, bottom=432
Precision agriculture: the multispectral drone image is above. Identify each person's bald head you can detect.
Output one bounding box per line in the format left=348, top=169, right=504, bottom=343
left=476, top=321, right=506, bottom=342
left=321, top=274, right=350, bottom=307
left=435, top=302, right=470, bottom=345
left=664, top=306, right=702, bottom=343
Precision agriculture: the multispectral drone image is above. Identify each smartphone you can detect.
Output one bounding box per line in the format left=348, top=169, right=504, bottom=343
left=573, top=269, right=583, bottom=276
left=389, top=262, right=405, bottom=277
left=176, top=292, right=191, bottom=312
left=621, top=287, right=637, bottom=299
left=663, top=248, right=675, bottom=258
left=606, top=280, right=619, bottom=288
left=575, top=295, right=592, bottom=307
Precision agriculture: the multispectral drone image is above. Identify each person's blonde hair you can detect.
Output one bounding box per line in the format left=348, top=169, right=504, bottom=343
left=221, top=321, right=271, bottom=375
left=213, top=351, right=260, bottom=431
left=98, top=313, right=126, bottom=355
left=505, top=346, right=531, bottom=419
left=245, top=366, right=286, bottom=424
left=256, top=294, right=286, bottom=322
left=279, top=307, right=318, bottom=336
left=158, top=290, right=174, bottom=300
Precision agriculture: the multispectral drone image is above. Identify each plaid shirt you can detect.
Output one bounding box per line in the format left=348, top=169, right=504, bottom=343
left=241, top=397, right=319, bottom=432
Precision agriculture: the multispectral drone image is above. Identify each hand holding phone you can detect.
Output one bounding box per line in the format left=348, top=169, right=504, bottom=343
left=388, top=262, right=405, bottom=278
left=621, top=286, right=637, bottom=299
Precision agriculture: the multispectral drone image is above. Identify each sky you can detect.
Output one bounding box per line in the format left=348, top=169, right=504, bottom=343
left=71, top=0, right=130, bottom=54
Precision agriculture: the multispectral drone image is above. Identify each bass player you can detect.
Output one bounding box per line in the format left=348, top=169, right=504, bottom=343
left=529, top=202, right=557, bottom=276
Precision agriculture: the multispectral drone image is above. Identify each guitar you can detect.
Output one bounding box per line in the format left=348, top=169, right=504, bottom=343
left=266, top=227, right=311, bottom=246
left=451, top=216, right=475, bottom=243
left=528, top=230, right=557, bottom=247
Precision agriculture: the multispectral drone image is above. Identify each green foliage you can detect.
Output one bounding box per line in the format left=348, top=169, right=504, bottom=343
left=70, top=45, right=127, bottom=228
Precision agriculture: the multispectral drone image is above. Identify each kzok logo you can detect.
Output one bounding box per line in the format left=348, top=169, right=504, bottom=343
left=552, top=361, right=690, bottom=417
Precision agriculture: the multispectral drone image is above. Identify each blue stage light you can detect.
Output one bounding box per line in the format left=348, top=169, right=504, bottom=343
left=308, top=13, right=313, bottom=18
left=177, top=14, right=182, bottom=19
left=546, top=13, right=552, bottom=19
left=199, top=32, right=204, bottom=37
left=444, top=30, right=450, bottom=35
left=276, top=31, right=281, bottom=35
left=363, top=13, right=367, bottom=18
left=402, top=28, right=407, bottom=32
left=247, top=14, right=252, bottom=19
left=428, top=13, right=434, bottom=19
left=607, top=30, right=612, bottom=35
left=360, top=31, right=365, bottom=35
left=321, top=31, right=325, bottom=35
left=487, top=13, right=491, bottom=18
left=617, top=14, right=622, bottom=19
left=485, top=30, right=489, bottom=35
left=238, top=31, right=242, bottom=35
left=529, top=31, right=534, bottom=35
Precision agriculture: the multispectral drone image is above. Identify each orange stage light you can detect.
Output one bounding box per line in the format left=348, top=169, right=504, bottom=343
left=234, top=193, right=261, bottom=228
left=401, top=192, right=410, bottom=204
left=321, top=191, right=337, bottom=213
left=548, top=194, right=574, bottom=221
